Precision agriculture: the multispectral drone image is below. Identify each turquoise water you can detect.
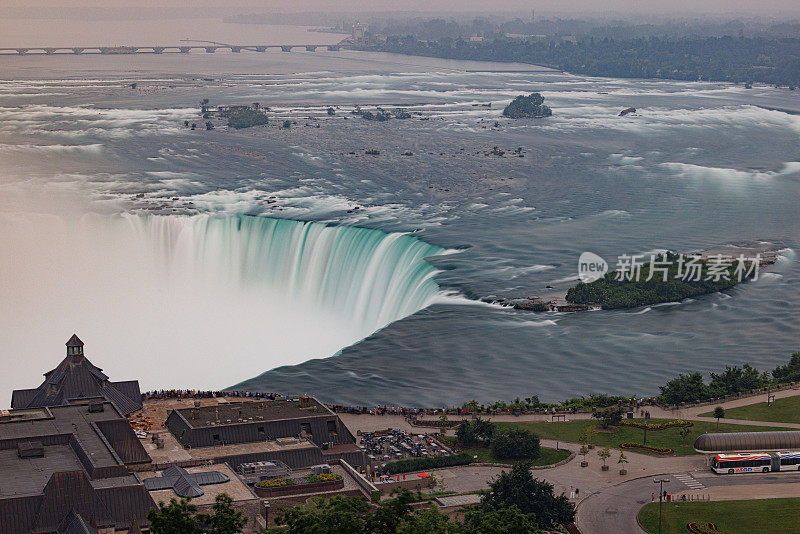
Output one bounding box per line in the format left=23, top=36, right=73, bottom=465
left=1, top=48, right=799, bottom=406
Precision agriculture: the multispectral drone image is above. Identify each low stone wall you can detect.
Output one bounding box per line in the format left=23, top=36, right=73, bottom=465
left=254, top=478, right=344, bottom=498
left=340, top=459, right=378, bottom=497
left=375, top=475, right=436, bottom=494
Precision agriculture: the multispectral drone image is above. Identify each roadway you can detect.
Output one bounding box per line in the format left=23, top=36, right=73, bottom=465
left=577, top=469, right=800, bottom=533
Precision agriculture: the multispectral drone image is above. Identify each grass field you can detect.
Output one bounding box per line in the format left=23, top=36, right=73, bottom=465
left=699, top=395, right=800, bottom=425
left=495, top=419, right=792, bottom=456
left=441, top=437, right=571, bottom=466
left=638, top=498, right=800, bottom=533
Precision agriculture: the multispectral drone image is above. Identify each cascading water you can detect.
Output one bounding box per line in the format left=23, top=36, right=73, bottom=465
left=0, top=212, right=447, bottom=400
left=129, top=214, right=445, bottom=328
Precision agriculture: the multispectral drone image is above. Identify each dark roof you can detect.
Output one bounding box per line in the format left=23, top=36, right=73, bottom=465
left=11, top=338, right=142, bottom=416
left=694, top=431, right=800, bottom=453
left=58, top=510, right=98, bottom=534
left=58, top=510, right=97, bottom=534
left=32, top=472, right=113, bottom=532
left=66, top=335, right=84, bottom=348
left=0, top=470, right=155, bottom=534
left=143, top=466, right=229, bottom=498
left=0, top=402, right=155, bottom=534
left=177, top=398, right=333, bottom=428
left=94, top=420, right=151, bottom=466
left=0, top=403, right=150, bottom=497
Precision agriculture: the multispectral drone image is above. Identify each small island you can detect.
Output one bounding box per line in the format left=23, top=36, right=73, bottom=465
left=566, top=251, right=766, bottom=309
left=220, top=106, right=269, bottom=129
left=490, top=243, right=782, bottom=312
left=501, top=92, right=553, bottom=119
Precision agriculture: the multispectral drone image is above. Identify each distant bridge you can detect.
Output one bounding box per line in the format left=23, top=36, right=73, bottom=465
left=0, top=43, right=347, bottom=56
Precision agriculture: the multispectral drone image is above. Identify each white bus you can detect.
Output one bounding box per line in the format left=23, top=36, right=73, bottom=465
left=712, top=451, right=800, bottom=474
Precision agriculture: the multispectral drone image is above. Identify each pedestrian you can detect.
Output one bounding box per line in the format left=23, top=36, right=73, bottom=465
left=651, top=492, right=655, bottom=502
left=570, top=486, right=575, bottom=499
left=575, top=487, right=579, bottom=497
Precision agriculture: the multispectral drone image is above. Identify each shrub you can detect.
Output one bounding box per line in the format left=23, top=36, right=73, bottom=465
left=226, top=109, right=268, bottom=129
left=502, top=93, right=552, bottom=118
left=491, top=429, right=541, bottom=460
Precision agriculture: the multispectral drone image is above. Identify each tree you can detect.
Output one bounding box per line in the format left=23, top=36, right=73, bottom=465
left=462, top=400, right=479, bottom=413
left=272, top=495, right=370, bottom=534
left=455, top=418, right=495, bottom=446
left=206, top=121, right=214, bottom=130
left=598, top=447, right=611, bottom=468
left=396, top=507, right=459, bottom=534
left=369, top=491, right=415, bottom=534
left=578, top=427, right=597, bottom=448
left=327, top=107, right=336, bottom=116
left=491, top=429, right=540, bottom=461
left=593, top=408, right=623, bottom=429
left=481, top=463, right=575, bottom=529
left=579, top=445, right=589, bottom=464
left=282, top=120, right=292, bottom=129
left=197, top=494, right=247, bottom=534
left=709, top=365, right=766, bottom=397
left=148, top=497, right=202, bottom=534
left=659, top=372, right=709, bottom=405
left=773, top=352, right=800, bottom=383
left=252, top=102, right=260, bottom=109
left=679, top=426, right=691, bottom=446
left=617, top=452, right=629, bottom=474
left=713, top=406, right=725, bottom=431
left=200, top=98, right=210, bottom=113
left=462, top=505, right=538, bottom=534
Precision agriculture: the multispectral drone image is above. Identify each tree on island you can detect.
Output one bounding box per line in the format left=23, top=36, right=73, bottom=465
left=502, top=93, right=552, bottom=118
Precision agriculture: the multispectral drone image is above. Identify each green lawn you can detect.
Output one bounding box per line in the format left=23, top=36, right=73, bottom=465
left=441, top=437, right=570, bottom=466
left=495, top=419, right=793, bottom=456
left=638, top=498, right=800, bottom=534
left=699, top=395, right=800, bottom=425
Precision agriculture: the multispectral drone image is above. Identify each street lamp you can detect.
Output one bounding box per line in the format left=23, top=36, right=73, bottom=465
left=653, top=478, right=670, bottom=534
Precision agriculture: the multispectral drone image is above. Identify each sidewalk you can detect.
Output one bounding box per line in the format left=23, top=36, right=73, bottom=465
left=677, top=481, right=800, bottom=501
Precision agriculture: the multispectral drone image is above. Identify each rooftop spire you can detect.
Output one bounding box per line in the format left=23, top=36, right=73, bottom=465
left=66, top=334, right=84, bottom=359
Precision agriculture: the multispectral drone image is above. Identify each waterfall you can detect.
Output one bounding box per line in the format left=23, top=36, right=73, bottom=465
left=0, top=212, right=446, bottom=398
left=126, top=214, right=446, bottom=329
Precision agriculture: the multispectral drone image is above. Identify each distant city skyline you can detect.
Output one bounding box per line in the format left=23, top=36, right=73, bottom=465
left=2, top=0, right=800, bottom=17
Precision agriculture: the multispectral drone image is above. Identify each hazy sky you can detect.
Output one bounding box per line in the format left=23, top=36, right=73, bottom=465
left=3, top=0, right=800, bottom=16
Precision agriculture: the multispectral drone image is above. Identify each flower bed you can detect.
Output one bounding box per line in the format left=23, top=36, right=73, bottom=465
left=256, top=478, right=295, bottom=488
left=619, top=420, right=693, bottom=431
left=688, top=521, right=726, bottom=534
left=619, top=442, right=674, bottom=455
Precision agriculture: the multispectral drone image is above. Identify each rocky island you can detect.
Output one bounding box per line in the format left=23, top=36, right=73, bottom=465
left=502, top=92, right=553, bottom=119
